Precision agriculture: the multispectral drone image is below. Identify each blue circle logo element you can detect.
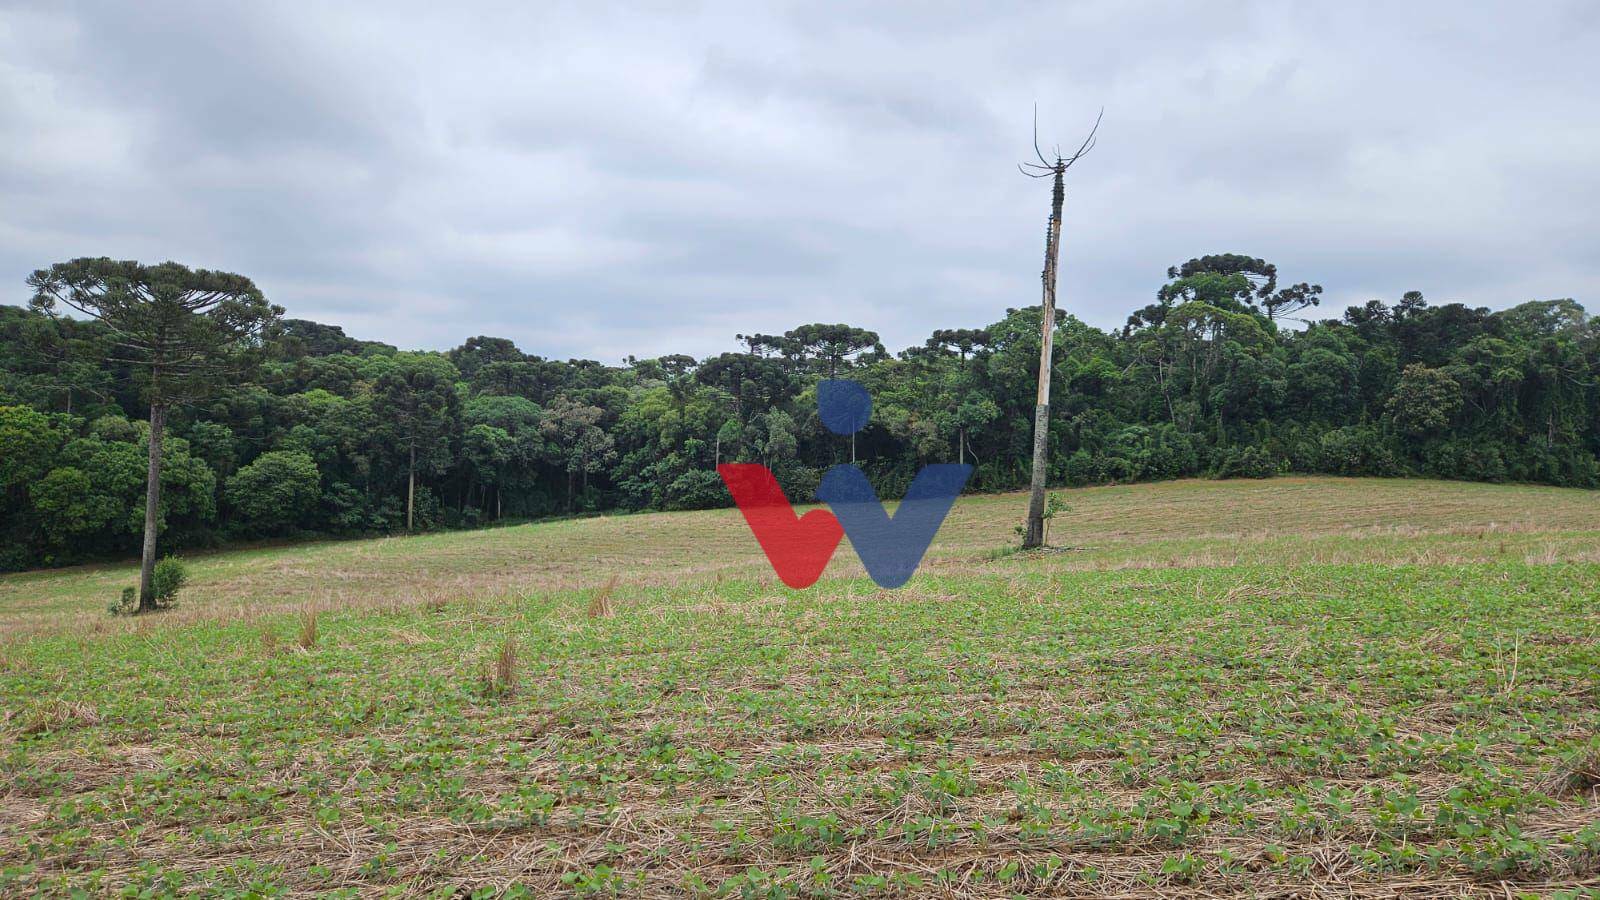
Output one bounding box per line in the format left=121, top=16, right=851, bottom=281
left=818, top=379, right=872, bottom=435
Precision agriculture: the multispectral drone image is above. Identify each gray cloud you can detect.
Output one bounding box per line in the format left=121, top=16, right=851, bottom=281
left=2, top=0, right=1596, bottom=361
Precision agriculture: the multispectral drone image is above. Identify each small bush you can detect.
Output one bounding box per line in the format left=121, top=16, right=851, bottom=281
left=1040, top=491, right=1070, bottom=545
left=151, top=556, right=188, bottom=606
left=111, top=557, right=188, bottom=616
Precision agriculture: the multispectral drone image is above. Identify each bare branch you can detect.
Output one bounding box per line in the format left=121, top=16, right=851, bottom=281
left=1019, top=105, right=1103, bottom=176
left=1060, top=107, right=1104, bottom=171
left=1031, top=104, right=1051, bottom=168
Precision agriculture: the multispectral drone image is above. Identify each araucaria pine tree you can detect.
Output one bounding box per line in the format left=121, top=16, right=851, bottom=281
left=28, top=259, right=281, bottom=611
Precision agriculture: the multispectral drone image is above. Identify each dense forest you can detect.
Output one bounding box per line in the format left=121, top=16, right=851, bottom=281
left=2, top=253, right=1597, bottom=571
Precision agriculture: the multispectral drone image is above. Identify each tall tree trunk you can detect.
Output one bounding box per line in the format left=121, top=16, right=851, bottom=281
left=1158, top=362, right=1178, bottom=427
left=137, top=402, right=167, bottom=612
left=1024, top=164, right=1065, bottom=548
left=407, top=444, right=416, bottom=532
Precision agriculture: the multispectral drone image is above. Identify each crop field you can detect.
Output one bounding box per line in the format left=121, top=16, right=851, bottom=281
left=2, top=476, right=1598, bottom=897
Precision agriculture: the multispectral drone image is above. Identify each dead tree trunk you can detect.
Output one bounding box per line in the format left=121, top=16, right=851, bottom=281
left=1021, top=109, right=1100, bottom=549
left=1023, top=169, right=1064, bottom=548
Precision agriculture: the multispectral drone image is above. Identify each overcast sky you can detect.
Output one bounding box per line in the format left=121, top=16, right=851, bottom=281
left=3, top=1, right=1597, bottom=361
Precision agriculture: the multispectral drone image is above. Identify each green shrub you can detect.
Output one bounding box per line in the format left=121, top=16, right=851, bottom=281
left=112, top=558, right=188, bottom=615
left=1042, top=491, right=1069, bottom=544
left=773, top=463, right=822, bottom=505
left=151, top=556, right=188, bottom=606
left=1319, top=427, right=1402, bottom=476
left=1210, top=445, right=1279, bottom=479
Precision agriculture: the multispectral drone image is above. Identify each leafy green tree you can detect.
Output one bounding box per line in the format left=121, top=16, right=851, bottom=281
left=30, top=467, right=118, bottom=545
left=28, top=259, right=280, bottom=610
left=762, top=409, right=799, bottom=467
left=1, top=405, right=71, bottom=565
left=1159, top=253, right=1322, bottom=322
left=226, top=450, right=321, bottom=533
left=696, top=353, right=795, bottom=419
left=540, top=395, right=615, bottom=510
left=1385, top=364, right=1463, bottom=437
left=449, top=336, right=524, bottom=379
left=373, top=353, right=461, bottom=531
left=782, top=323, right=884, bottom=377
left=463, top=423, right=515, bottom=517
left=923, top=328, right=991, bottom=359
left=273, top=319, right=385, bottom=358
left=715, top=419, right=742, bottom=466
left=29, top=432, right=215, bottom=559
left=51, top=436, right=147, bottom=535
left=184, top=420, right=239, bottom=478
left=0, top=404, right=67, bottom=493
left=460, top=394, right=546, bottom=517
left=954, top=395, right=1000, bottom=466
left=0, top=306, right=119, bottom=415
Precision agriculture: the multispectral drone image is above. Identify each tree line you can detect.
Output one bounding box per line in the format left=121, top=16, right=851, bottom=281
left=3, top=252, right=1597, bottom=573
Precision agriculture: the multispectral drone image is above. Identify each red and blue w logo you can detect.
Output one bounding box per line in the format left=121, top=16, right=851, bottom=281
left=718, top=380, right=971, bottom=589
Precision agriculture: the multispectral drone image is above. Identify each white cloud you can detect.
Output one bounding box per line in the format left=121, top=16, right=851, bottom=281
left=2, top=0, right=1596, bottom=359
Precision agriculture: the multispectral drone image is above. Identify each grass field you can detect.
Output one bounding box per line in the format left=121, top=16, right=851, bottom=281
left=2, top=477, right=1598, bottom=897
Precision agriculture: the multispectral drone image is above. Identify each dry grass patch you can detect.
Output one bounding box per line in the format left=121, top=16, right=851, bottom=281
left=17, top=700, right=99, bottom=736
left=297, top=605, right=318, bottom=649
left=1543, top=741, right=1600, bottom=798
left=587, top=574, right=619, bottom=619
left=479, top=634, right=520, bottom=698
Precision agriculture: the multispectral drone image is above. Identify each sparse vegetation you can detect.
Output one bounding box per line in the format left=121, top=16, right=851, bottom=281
left=482, top=634, right=519, bottom=698
left=297, top=605, right=318, bottom=649
left=587, top=574, right=619, bottom=619
left=1041, top=491, right=1067, bottom=545
left=1, top=477, right=1597, bottom=896
left=107, top=555, right=186, bottom=616
left=107, top=586, right=136, bottom=616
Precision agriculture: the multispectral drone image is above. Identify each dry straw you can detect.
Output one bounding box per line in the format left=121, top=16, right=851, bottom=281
left=298, top=606, right=319, bottom=649
left=478, top=634, right=519, bottom=698
left=587, top=575, right=619, bottom=619
left=1542, top=741, right=1600, bottom=798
